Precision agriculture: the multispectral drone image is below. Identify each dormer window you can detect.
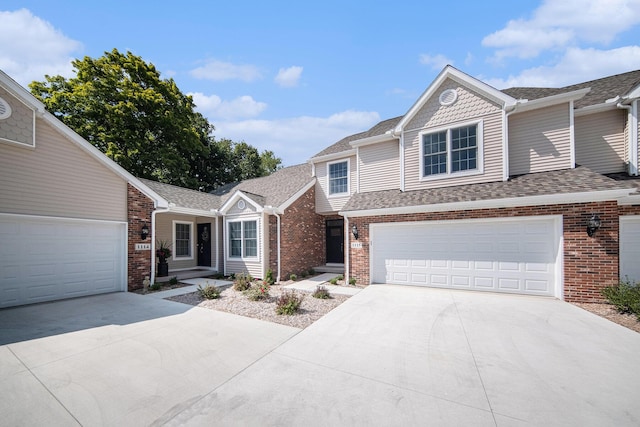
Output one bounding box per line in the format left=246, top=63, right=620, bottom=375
left=420, top=121, right=483, bottom=179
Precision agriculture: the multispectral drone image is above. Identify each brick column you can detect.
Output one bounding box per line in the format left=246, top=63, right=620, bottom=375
left=127, top=184, right=155, bottom=291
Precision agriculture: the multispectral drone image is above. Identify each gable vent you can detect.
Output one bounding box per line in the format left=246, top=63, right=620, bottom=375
left=438, top=89, right=458, bottom=106
left=0, top=97, right=11, bottom=120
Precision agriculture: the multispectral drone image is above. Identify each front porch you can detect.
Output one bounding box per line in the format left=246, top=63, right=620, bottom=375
left=155, top=268, right=220, bottom=283
left=313, top=264, right=345, bottom=274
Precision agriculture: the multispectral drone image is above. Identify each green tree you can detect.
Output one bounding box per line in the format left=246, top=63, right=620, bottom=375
left=29, top=49, right=280, bottom=190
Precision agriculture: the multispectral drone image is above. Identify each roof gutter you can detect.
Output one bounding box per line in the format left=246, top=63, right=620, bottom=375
left=309, top=149, right=357, bottom=164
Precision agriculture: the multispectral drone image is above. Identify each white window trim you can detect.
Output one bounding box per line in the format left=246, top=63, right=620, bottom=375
left=172, top=220, right=194, bottom=261
left=327, top=159, right=350, bottom=198
left=419, top=119, right=484, bottom=182
left=226, top=218, right=260, bottom=261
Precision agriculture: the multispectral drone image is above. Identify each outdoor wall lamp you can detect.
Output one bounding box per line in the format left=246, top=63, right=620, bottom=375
left=351, top=224, right=359, bottom=240
left=586, top=214, right=601, bottom=237
left=141, top=222, right=149, bottom=240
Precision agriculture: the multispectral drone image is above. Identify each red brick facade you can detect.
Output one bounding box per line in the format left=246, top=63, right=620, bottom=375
left=127, top=184, right=155, bottom=291
left=268, top=186, right=325, bottom=280
left=348, top=201, right=640, bottom=303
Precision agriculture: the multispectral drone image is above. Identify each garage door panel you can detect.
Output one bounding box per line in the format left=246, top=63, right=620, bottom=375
left=371, top=217, right=559, bottom=297
left=0, top=215, right=126, bottom=308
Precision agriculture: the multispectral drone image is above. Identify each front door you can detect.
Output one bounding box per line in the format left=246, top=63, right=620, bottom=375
left=197, top=223, right=212, bottom=267
left=325, top=219, right=344, bottom=264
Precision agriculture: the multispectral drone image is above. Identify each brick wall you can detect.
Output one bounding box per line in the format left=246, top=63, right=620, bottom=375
left=348, top=200, right=635, bottom=303
left=271, top=186, right=325, bottom=280
left=127, top=184, right=155, bottom=291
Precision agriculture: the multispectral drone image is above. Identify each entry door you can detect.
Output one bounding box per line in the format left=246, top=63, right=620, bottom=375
left=326, top=219, right=344, bottom=263
left=197, top=223, right=212, bottom=267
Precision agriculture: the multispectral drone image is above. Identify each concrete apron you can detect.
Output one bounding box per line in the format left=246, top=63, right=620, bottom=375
left=166, top=285, right=640, bottom=427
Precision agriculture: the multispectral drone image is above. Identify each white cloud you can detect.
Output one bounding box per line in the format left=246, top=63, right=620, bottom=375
left=190, top=60, right=262, bottom=82
left=419, top=53, right=453, bottom=70
left=190, top=92, right=267, bottom=120
left=484, top=46, right=640, bottom=88
left=483, top=0, right=640, bottom=60
left=0, top=9, right=82, bottom=86
left=274, top=66, right=303, bottom=87
left=212, top=110, right=381, bottom=166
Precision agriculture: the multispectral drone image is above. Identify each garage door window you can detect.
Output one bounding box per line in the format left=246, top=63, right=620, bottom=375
left=421, top=121, right=483, bottom=179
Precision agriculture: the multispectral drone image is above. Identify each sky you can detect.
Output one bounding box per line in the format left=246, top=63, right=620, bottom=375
left=2, top=0, right=640, bottom=167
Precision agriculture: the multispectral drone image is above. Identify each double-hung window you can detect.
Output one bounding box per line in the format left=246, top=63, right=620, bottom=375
left=421, top=122, right=482, bottom=178
left=328, top=160, right=349, bottom=195
left=228, top=220, right=258, bottom=259
left=174, top=221, right=192, bottom=259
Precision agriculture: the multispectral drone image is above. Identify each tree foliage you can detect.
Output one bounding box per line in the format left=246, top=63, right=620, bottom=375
left=29, top=49, right=281, bottom=191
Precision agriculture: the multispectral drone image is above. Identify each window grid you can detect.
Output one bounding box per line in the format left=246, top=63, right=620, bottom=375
left=329, top=161, right=348, bottom=194
left=175, top=223, right=191, bottom=257
left=229, top=222, right=242, bottom=257
left=243, top=221, right=257, bottom=257
left=228, top=220, right=258, bottom=259
left=422, top=124, right=478, bottom=177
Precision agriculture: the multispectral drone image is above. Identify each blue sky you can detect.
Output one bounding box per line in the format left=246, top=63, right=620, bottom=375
left=2, top=1, right=640, bottom=166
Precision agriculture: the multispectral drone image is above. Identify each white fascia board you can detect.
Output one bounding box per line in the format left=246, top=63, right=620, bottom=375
left=511, top=88, right=590, bottom=114
left=340, top=188, right=634, bottom=218
left=309, top=149, right=357, bottom=164
left=574, top=102, right=619, bottom=117
left=41, top=112, right=169, bottom=208
left=618, top=193, right=640, bottom=205
left=624, top=84, right=640, bottom=100
left=167, top=206, right=219, bottom=217
left=394, top=65, right=517, bottom=134
left=276, top=178, right=316, bottom=213
left=218, top=190, right=264, bottom=214
left=349, top=132, right=397, bottom=148
left=0, top=70, right=46, bottom=113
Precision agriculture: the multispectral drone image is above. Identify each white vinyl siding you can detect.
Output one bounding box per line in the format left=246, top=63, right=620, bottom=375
left=575, top=110, right=626, bottom=174
left=0, top=118, right=127, bottom=221
left=509, top=104, right=572, bottom=175
left=359, top=140, right=400, bottom=193
left=315, top=156, right=356, bottom=213
left=0, top=87, right=34, bottom=147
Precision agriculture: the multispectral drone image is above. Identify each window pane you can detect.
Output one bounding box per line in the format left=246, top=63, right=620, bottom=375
left=230, top=222, right=241, bottom=239
left=231, top=240, right=242, bottom=257
left=243, top=221, right=257, bottom=257
left=451, top=125, right=477, bottom=172
left=244, top=238, right=257, bottom=257
left=229, top=222, right=242, bottom=257
left=423, top=131, right=447, bottom=176
left=243, top=221, right=256, bottom=238
left=329, top=161, right=348, bottom=194
left=175, top=223, right=191, bottom=257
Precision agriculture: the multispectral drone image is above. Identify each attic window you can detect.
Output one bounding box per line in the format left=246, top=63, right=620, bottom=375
left=0, top=97, right=11, bottom=120
left=439, top=89, right=458, bottom=106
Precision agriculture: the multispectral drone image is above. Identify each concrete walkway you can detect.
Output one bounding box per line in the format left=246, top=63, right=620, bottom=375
left=283, top=272, right=361, bottom=296
left=147, top=278, right=233, bottom=299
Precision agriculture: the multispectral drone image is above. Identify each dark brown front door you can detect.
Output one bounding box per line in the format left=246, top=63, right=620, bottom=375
left=197, top=223, right=212, bottom=267
left=326, top=219, right=344, bottom=263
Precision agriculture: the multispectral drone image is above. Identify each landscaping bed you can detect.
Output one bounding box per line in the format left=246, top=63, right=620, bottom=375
left=167, top=283, right=350, bottom=329
left=573, top=302, right=640, bottom=333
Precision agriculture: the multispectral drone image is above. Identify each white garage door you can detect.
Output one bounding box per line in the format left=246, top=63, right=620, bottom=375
left=0, top=214, right=126, bottom=308
left=371, top=216, right=561, bottom=297
left=620, top=216, right=640, bottom=284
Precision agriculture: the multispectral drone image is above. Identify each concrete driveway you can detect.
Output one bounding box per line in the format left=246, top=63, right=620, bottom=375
left=2, top=286, right=640, bottom=426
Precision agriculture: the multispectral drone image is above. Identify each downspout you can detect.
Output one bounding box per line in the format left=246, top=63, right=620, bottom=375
left=503, top=102, right=521, bottom=181
left=569, top=100, right=576, bottom=168
left=150, top=207, right=169, bottom=284
left=343, top=214, right=349, bottom=280
left=213, top=213, right=220, bottom=272
left=618, top=101, right=638, bottom=175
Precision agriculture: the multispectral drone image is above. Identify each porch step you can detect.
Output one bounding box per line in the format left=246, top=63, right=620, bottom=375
left=313, top=265, right=345, bottom=274
left=156, top=269, right=218, bottom=282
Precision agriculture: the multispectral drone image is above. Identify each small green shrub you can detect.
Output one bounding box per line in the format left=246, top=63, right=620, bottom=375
left=198, top=283, right=221, bottom=299
left=276, top=290, right=305, bottom=315
left=349, top=277, right=357, bottom=286
left=212, top=273, right=225, bottom=279
left=308, top=268, right=316, bottom=276
left=265, top=269, right=275, bottom=286
left=244, top=281, right=271, bottom=301
left=289, top=273, right=297, bottom=281
left=312, top=285, right=331, bottom=299
left=602, top=279, right=640, bottom=319
left=300, top=270, right=308, bottom=278
left=329, top=277, right=338, bottom=285
left=233, top=272, right=253, bottom=291
left=336, top=274, right=344, bottom=281
left=150, top=282, right=162, bottom=291
left=169, top=276, right=178, bottom=285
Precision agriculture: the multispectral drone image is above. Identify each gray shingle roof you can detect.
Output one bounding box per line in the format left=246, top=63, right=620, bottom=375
left=140, top=178, right=221, bottom=211
left=502, top=69, right=640, bottom=109
left=342, top=167, right=636, bottom=212
left=311, top=116, right=402, bottom=159
left=211, top=163, right=314, bottom=207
